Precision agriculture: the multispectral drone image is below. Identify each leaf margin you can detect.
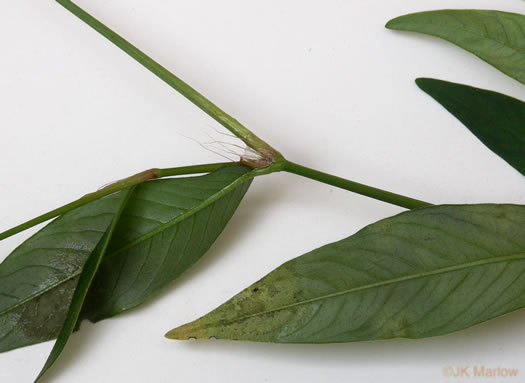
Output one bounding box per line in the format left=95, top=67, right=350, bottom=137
left=166, top=203, right=525, bottom=344
left=386, top=9, right=525, bottom=84
left=415, top=77, right=525, bottom=176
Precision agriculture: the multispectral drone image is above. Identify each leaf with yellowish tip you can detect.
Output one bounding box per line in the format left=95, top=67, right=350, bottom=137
left=167, top=204, right=525, bottom=343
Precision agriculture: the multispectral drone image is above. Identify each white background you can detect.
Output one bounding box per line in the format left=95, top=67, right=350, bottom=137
left=1, top=0, right=525, bottom=382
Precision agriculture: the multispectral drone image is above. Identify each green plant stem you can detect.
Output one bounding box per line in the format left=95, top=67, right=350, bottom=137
left=0, top=162, right=234, bottom=241
left=283, top=161, right=432, bottom=210
left=50, top=1, right=432, bottom=215
left=56, top=0, right=280, bottom=163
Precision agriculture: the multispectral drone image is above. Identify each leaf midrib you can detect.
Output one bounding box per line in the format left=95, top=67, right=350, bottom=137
left=107, top=171, right=254, bottom=257
left=219, top=252, right=525, bottom=326
left=0, top=171, right=254, bottom=317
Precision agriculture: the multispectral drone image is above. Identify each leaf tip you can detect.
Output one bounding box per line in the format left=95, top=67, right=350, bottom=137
left=384, top=18, right=396, bottom=29
left=165, top=319, right=207, bottom=340
left=385, top=15, right=406, bottom=30
left=415, top=77, right=432, bottom=89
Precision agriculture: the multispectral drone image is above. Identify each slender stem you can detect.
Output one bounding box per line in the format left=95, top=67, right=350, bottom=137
left=47, top=2, right=433, bottom=218
left=156, top=163, right=235, bottom=178
left=283, top=161, right=432, bottom=210
left=0, top=162, right=234, bottom=241
left=56, top=0, right=280, bottom=164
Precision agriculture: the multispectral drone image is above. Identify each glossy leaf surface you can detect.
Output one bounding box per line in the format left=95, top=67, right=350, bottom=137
left=386, top=10, right=525, bottom=84
left=416, top=78, right=525, bottom=175
left=168, top=204, right=525, bottom=343
left=0, top=165, right=252, bottom=352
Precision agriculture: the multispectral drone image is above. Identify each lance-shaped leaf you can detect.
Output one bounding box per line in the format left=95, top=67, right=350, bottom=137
left=416, top=78, right=525, bottom=176
left=36, top=187, right=134, bottom=382
left=386, top=10, right=525, bottom=84
left=167, top=204, right=525, bottom=343
left=80, top=165, right=253, bottom=322
left=0, top=165, right=252, bottom=352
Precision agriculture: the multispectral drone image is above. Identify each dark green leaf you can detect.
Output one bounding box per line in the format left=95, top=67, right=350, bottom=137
left=416, top=78, right=525, bottom=175
left=0, top=194, right=123, bottom=352
left=80, top=165, right=252, bottom=322
left=36, top=187, right=134, bottom=382
left=167, top=204, right=525, bottom=343
left=0, top=165, right=252, bottom=352
left=386, top=10, right=525, bottom=84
